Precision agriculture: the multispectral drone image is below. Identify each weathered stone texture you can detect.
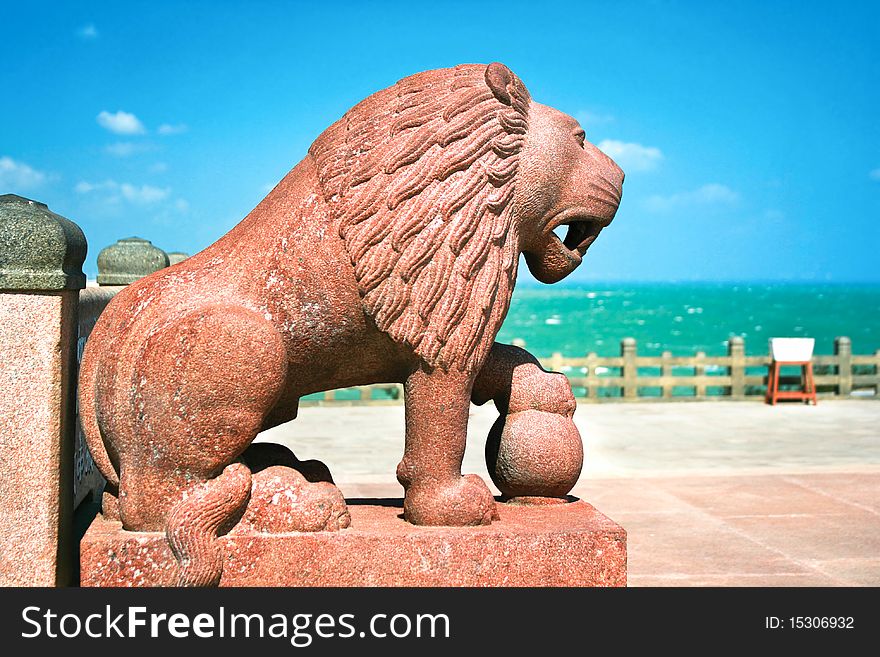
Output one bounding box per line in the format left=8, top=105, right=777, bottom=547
left=0, top=195, right=86, bottom=290
left=77, top=63, right=624, bottom=587
left=0, top=195, right=85, bottom=587
left=81, top=499, right=626, bottom=587
left=0, top=292, right=78, bottom=585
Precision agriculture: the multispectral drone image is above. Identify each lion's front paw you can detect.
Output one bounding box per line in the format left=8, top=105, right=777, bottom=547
left=404, top=474, right=498, bottom=526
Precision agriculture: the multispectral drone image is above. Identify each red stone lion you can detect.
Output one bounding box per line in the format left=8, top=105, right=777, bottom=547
left=79, top=63, right=623, bottom=585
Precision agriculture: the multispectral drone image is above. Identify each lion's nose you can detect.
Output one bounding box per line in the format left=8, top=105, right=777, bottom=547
left=610, top=160, right=625, bottom=188
left=586, top=142, right=624, bottom=187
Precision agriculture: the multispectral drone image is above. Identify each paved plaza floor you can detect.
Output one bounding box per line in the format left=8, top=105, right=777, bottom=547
left=257, top=400, right=880, bottom=586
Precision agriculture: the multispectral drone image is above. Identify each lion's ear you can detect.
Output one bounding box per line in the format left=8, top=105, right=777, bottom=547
left=485, top=62, right=516, bottom=105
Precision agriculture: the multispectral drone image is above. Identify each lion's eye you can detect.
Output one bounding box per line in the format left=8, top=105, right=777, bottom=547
left=574, top=129, right=586, bottom=148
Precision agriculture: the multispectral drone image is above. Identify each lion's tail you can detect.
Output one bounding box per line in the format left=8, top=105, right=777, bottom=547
left=78, top=342, right=119, bottom=488
left=166, top=463, right=252, bottom=587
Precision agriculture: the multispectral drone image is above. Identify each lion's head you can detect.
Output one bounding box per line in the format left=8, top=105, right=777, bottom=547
left=514, top=98, right=624, bottom=284
left=309, top=63, right=623, bottom=372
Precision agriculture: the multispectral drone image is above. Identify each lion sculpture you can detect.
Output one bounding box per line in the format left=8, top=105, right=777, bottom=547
left=79, top=63, right=623, bottom=586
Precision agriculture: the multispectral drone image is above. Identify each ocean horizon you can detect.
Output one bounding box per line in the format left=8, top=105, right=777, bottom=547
left=496, top=281, right=880, bottom=358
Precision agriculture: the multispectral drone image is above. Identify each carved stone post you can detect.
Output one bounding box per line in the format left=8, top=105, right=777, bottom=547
left=835, top=336, right=852, bottom=397
left=586, top=351, right=599, bottom=400
left=0, top=195, right=86, bottom=586
left=875, top=349, right=880, bottom=397
left=621, top=337, right=637, bottom=400
left=661, top=350, right=673, bottom=399
left=167, top=251, right=190, bottom=265
left=728, top=336, right=746, bottom=399
left=97, top=236, right=169, bottom=285
left=693, top=351, right=706, bottom=398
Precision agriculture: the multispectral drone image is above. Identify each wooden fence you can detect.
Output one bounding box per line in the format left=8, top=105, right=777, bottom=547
left=302, top=336, right=880, bottom=405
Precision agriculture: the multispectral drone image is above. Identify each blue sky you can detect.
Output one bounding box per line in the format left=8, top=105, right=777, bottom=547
left=2, top=0, right=878, bottom=281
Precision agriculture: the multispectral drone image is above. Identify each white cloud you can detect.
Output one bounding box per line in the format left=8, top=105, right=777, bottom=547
left=575, top=110, right=615, bottom=127
left=97, top=110, right=145, bottom=135
left=597, top=139, right=663, bottom=171
left=644, top=183, right=739, bottom=213
left=157, top=123, right=188, bottom=135
left=77, top=24, right=98, bottom=40
left=149, top=162, right=168, bottom=173
left=75, top=179, right=169, bottom=204
left=174, top=198, right=190, bottom=212
left=0, top=156, right=47, bottom=191
left=120, top=183, right=169, bottom=203
left=870, top=168, right=880, bottom=181
left=104, top=142, right=155, bottom=157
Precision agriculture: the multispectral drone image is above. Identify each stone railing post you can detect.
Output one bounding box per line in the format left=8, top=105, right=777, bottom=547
left=728, top=337, right=745, bottom=399
left=586, top=351, right=598, bottom=400
left=167, top=251, right=189, bottom=265
left=694, top=351, right=706, bottom=398
left=875, top=349, right=880, bottom=396
left=97, top=236, right=169, bottom=285
left=661, top=350, right=673, bottom=399
left=0, top=195, right=86, bottom=586
left=621, top=337, right=637, bottom=400
left=834, top=336, right=852, bottom=397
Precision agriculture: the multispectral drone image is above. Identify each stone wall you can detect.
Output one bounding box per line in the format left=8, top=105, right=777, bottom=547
left=72, top=285, right=124, bottom=507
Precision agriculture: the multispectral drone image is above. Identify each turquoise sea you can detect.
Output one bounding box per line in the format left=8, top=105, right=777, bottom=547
left=495, top=283, right=880, bottom=358
left=307, top=282, right=879, bottom=401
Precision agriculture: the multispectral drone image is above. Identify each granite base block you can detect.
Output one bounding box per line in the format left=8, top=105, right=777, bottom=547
left=81, top=499, right=626, bottom=587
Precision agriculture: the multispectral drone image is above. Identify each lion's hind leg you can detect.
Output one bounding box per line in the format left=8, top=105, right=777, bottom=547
left=116, top=304, right=289, bottom=585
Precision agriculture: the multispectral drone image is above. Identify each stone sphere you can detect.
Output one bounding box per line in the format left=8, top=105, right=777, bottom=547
left=486, top=409, right=583, bottom=500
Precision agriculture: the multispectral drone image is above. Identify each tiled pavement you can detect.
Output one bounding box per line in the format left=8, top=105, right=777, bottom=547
left=258, top=400, right=880, bottom=586
left=575, top=472, right=880, bottom=586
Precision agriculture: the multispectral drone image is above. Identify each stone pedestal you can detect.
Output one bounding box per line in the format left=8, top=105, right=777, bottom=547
left=80, top=499, right=626, bottom=587
left=0, top=195, right=86, bottom=586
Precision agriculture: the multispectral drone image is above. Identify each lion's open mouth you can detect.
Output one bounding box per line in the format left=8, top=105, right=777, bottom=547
left=553, top=218, right=601, bottom=254
left=546, top=209, right=607, bottom=260
left=525, top=206, right=616, bottom=283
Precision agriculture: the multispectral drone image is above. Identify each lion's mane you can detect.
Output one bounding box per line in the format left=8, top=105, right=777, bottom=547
left=309, top=63, right=531, bottom=372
